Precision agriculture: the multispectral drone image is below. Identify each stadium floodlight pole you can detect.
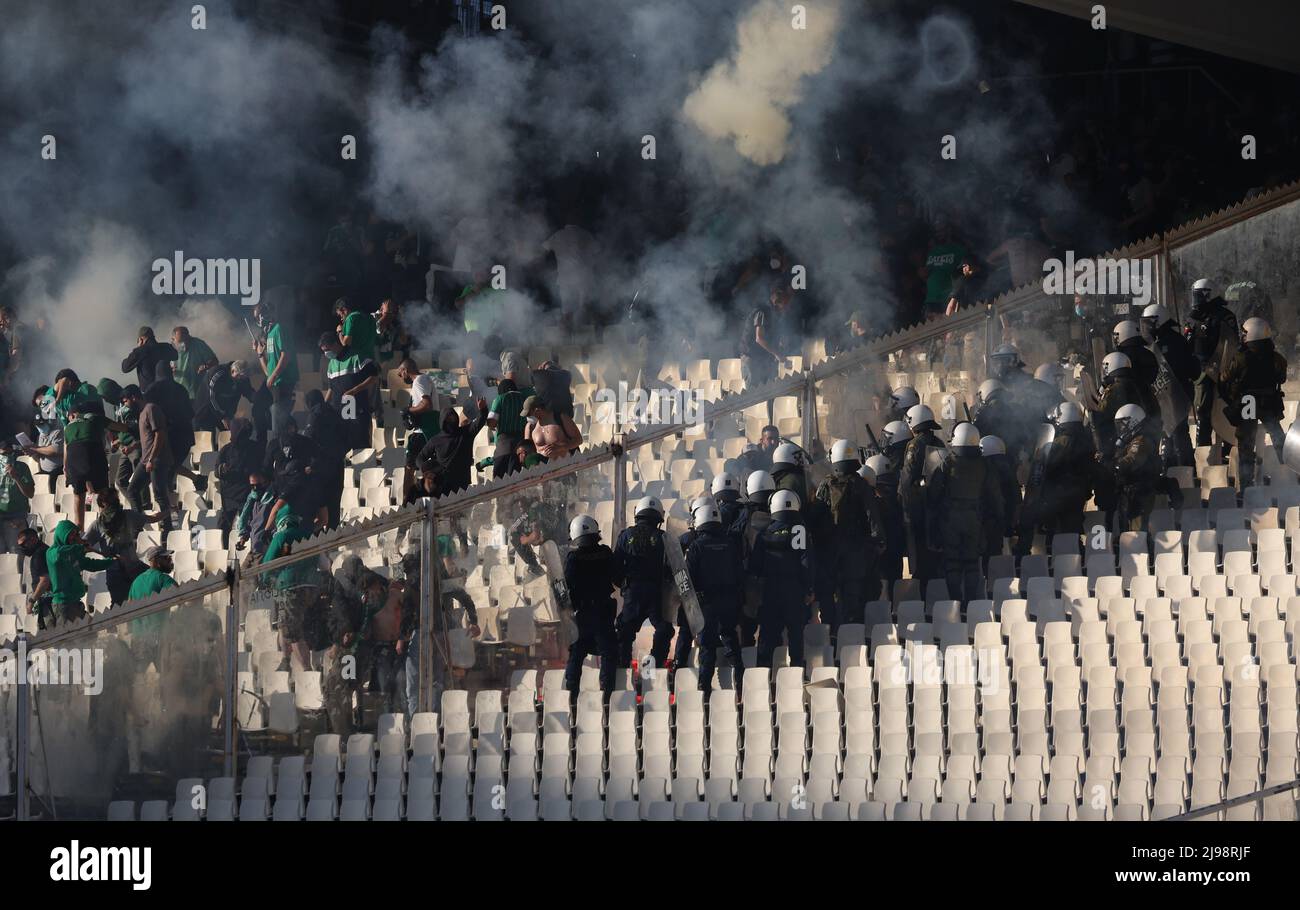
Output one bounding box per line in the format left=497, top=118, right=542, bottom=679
left=15, top=631, right=28, bottom=820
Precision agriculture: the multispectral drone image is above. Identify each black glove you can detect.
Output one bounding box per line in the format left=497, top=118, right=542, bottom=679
left=401, top=409, right=417, bottom=431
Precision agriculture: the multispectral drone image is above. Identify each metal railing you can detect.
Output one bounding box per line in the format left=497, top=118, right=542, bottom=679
left=1167, top=779, right=1300, bottom=821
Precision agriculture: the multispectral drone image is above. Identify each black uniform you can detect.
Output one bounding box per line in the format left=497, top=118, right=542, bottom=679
left=982, top=452, right=1020, bottom=559
left=871, top=471, right=906, bottom=596
left=1220, top=338, right=1287, bottom=490
left=731, top=498, right=772, bottom=648
left=686, top=524, right=745, bottom=690
left=900, top=428, right=946, bottom=585
left=749, top=514, right=815, bottom=667
left=814, top=465, right=883, bottom=629
left=1152, top=321, right=1199, bottom=466
left=1188, top=298, right=1239, bottom=446
left=1094, top=366, right=1157, bottom=454
left=564, top=540, right=620, bottom=693
left=1118, top=338, right=1159, bottom=388
left=928, top=446, right=1003, bottom=604
left=612, top=517, right=672, bottom=668
left=1114, top=419, right=1163, bottom=532
left=1036, top=422, right=1097, bottom=538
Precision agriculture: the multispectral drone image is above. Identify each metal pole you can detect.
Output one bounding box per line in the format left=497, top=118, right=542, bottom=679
left=418, top=498, right=436, bottom=713
left=612, top=435, right=627, bottom=537
left=800, top=373, right=816, bottom=455
left=984, top=302, right=997, bottom=381
left=224, top=564, right=239, bottom=779
left=15, top=631, right=28, bottom=820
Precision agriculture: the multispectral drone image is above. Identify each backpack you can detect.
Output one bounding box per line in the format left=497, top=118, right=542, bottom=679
left=822, top=472, right=866, bottom=535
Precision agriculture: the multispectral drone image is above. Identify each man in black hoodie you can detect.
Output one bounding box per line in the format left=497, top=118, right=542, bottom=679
left=417, top=398, right=489, bottom=498
left=121, top=326, right=177, bottom=389
left=145, top=360, right=207, bottom=494
left=215, top=419, right=262, bottom=542
left=304, top=388, right=349, bottom=527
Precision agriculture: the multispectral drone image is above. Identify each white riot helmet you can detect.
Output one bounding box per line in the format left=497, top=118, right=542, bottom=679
left=769, top=489, right=801, bottom=516
left=857, top=463, right=877, bottom=485
left=890, top=386, right=920, bottom=411
left=882, top=420, right=911, bottom=447
left=951, top=422, right=980, bottom=448
left=976, top=379, right=1004, bottom=407
left=1034, top=362, right=1065, bottom=388
left=746, top=470, right=776, bottom=500
left=569, top=514, right=600, bottom=542
left=864, top=454, right=892, bottom=478
left=1113, top=321, right=1142, bottom=347
left=1051, top=401, right=1084, bottom=425
left=979, top=435, right=1006, bottom=457
left=1115, top=403, right=1146, bottom=439
left=830, top=439, right=857, bottom=465
left=1242, top=317, right=1272, bottom=343
left=690, top=495, right=713, bottom=515
left=1192, top=278, right=1214, bottom=309
left=1101, top=351, right=1131, bottom=381
left=1141, top=303, right=1170, bottom=328
left=990, top=343, right=1022, bottom=377
left=692, top=502, right=722, bottom=529
left=634, top=496, right=664, bottom=520
left=905, top=404, right=936, bottom=431
left=772, top=442, right=803, bottom=468
left=711, top=472, right=740, bottom=496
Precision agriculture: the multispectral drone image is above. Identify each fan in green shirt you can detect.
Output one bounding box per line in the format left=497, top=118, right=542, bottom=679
left=334, top=299, right=378, bottom=361
left=128, top=546, right=177, bottom=639
left=171, top=327, right=218, bottom=400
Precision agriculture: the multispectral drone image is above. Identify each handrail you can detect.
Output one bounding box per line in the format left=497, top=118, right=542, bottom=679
left=1165, top=778, right=1300, bottom=821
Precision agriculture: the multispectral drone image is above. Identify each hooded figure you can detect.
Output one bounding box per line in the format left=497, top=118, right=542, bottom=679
left=146, top=359, right=196, bottom=462
left=46, top=519, right=114, bottom=623
left=417, top=400, right=489, bottom=498
left=217, top=419, right=263, bottom=536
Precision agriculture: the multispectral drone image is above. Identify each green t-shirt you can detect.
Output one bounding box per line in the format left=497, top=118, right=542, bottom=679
left=63, top=413, right=106, bottom=446
left=54, top=382, right=103, bottom=428
left=924, top=243, right=967, bottom=306
left=0, top=459, right=34, bottom=515
left=342, top=311, right=378, bottom=361
left=489, top=385, right=534, bottom=440
left=266, top=323, right=299, bottom=388
left=174, top=336, right=217, bottom=399
left=128, top=567, right=177, bottom=601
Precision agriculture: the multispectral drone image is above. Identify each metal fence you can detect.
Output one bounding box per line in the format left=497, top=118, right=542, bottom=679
left=5, top=181, right=1300, bottom=819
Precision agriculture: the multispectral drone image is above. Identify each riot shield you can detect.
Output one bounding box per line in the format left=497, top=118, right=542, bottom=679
left=540, top=539, right=578, bottom=641
left=1024, top=423, right=1055, bottom=503
left=1210, top=392, right=1237, bottom=446
left=1282, top=421, right=1300, bottom=478
left=1078, top=369, right=1103, bottom=411
left=665, top=539, right=706, bottom=636
left=1149, top=343, right=1190, bottom=423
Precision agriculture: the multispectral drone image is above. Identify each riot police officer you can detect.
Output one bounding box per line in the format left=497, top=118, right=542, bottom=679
left=1113, top=320, right=1159, bottom=387
left=1093, top=351, right=1157, bottom=454
left=928, top=423, right=1003, bottom=604
left=881, top=420, right=912, bottom=474
left=865, top=453, right=905, bottom=597
left=979, top=435, right=1020, bottom=560
left=900, top=404, right=946, bottom=586
left=613, top=496, right=672, bottom=670
left=711, top=471, right=745, bottom=532
left=564, top=515, right=619, bottom=693
left=750, top=490, right=815, bottom=668
left=884, top=386, right=920, bottom=425
left=673, top=494, right=714, bottom=668
left=1112, top=404, right=1162, bottom=532
left=733, top=470, right=776, bottom=647
left=771, top=442, right=809, bottom=499
left=686, top=502, right=745, bottom=691
left=1142, top=303, right=1198, bottom=467
left=1221, top=317, right=1287, bottom=490
left=1187, top=278, right=1240, bottom=447
left=814, top=439, right=883, bottom=630
left=973, top=379, right=1018, bottom=458
left=1037, top=401, right=1097, bottom=538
